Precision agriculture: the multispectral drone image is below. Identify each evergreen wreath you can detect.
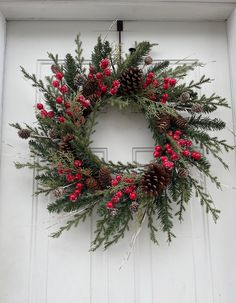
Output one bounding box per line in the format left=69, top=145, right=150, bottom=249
left=11, top=35, right=233, bottom=250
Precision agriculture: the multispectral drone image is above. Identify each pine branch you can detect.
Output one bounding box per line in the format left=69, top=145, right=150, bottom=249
left=190, top=177, right=220, bottom=222
left=75, top=33, right=86, bottom=74
left=63, top=53, right=78, bottom=92
left=91, top=36, right=112, bottom=72
left=188, top=115, right=226, bottom=131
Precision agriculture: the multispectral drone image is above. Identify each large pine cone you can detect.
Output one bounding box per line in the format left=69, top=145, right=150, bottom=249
left=18, top=129, right=31, bottom=139
left=172, top=115, right=188, bottom=129
left=156, top=114, right=171, bottom=133
left=82, top=78, right=98, bottom=101
left=59, top=134, right=75, bottom=153
left=99, top=166, right=112, bottom=189
left=141, top=164, right=172, bottom=196
left=119, top=67, right=143, bottom=95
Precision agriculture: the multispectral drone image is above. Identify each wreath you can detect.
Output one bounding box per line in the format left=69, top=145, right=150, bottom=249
left=12, top=35, right=233, bottom=250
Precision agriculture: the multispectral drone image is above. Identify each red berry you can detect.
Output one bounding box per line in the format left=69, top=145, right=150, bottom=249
left=168, top=131, right=173, bottom=136
left=178, top=139, right=186, bottom=146
left=96, top=72, right=103, bottom=80
left=60, top=85, right=68, bottom=93
left=88, top=73, right=94, bottom=79
left=116, top=191, right=123, bottom=198
left=192, top=151, right=201, bottom=160
left=146, top=77, right=152, bottom=85
left=101, top=85, right=107, bottom=93
left=169, top=78, right=177, bottom=86
left=100, top=58, right=110, bottom=69
left=111, top=179, right=118, bottom=187
left=64, top=168, right=70, bottom=173
left=154, top=151, right=161, bottom=158
left=163, top=83, right=169, bottom=90
left=110, top=88, right=117, bottom=95
left=81, top=99, right=90, bottom=108
left=48, top=111, right=54, bottom=118
left=40, top=110, right=48, bottom=117
left=115, top=175, right=122, bottom=182
left=129, top=192, right=137, bottom=200
left=52, top=80, right=60, bottom=87
left=152, top=79, right=159, bottom=87
left=74, top=189, right=81, bottom=196
left=66, top=174, right=75, bottom=182
left=58, top=116, right=65, bottom=123
left=106, top=201, right=113, bottom=209
left=66, top=110, right=72, bottom=117
left=147, top=72, right=155, bottom=79
left=175, top=130, right=182, bottom=136
left=143, top=83, right=148, bottom=89
left=124, top=186, right=132, bottom=194
left=74, top=160, right=82, bottom=167
left=64, top=101, right=70, bottom=108
left=57, top=169, right=64, bottom=175
left=160, top=98, right=167, bottom=104
left=182, top=149, right=191, bottom=157
left=77, top=95, right=85, bottom=102
left=171, top=153, right=179, bottom=161
left=104, top=69, right=111, bottom=77
left=112, top=80, right=120, bottom=88
left=155, top=145, right=162, bottom=152
left=185, top=140, right=192, bottom=147
left=112, top=196, right=119, bottom=203
left=69, top=193, right=77, bottom=202
left=37, top=103, right=44, bottom=110
left=173, top=134, right=180, bottom=140
left=162, top=93, right=169, bottom=100
left=165, top=143, right=171, bottom=149
left=161, top=156, right=168, bottom=162
left=166, top=148, right=173, bottom=155
left=76, top=183, right=83, bottom=190
left=56, top=72, right=63, bottom=80
left=75, top=173, right=82, bottom=180
left=163, top=77, right=170, bottom=84
left=149, top=94, right=157, bottom=101
left=89, top=66, right=95, bottom=73
left=163, top=161, right=174, bottom=170
left=56, top=96, right=63, bottom=104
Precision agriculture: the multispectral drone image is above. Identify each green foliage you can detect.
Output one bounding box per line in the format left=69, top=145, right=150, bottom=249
left=91, top=36, right=112, bottom=72
left=63, top=53, right=78, bottom=92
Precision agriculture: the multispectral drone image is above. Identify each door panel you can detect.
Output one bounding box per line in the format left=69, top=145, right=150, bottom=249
left=0, top=20, right=235, bottom=303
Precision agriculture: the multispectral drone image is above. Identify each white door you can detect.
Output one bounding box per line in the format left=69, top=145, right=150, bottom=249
left=0, top=20, right=235, bottom=303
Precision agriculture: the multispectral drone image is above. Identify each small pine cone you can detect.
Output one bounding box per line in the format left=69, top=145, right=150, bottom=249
left=99, top=166, right=112, bottom=189
left=129, top=202, right=140, bottom=213
left=110, top=208, right=118, bottom=217
left=74, top=73, right=85, bottom=88
left=172, top=115, right=188, bottom=129
left=191, top=103, right=203, bottom=113
left=119, top=67, right=143, bottom=95
left=141, top=164, right=172, bottom=196
left=48, top=129, right=58, bottom=139
left=59, top=134, right=75, bottom=153
left=179, top=91, right=191, bottom=103
left=54, top=187, right=65, bottom=198
left=18, top=129, right=31, bottom=139
left=51, top=64, right=60, bottom=74
left=144, top=56, right=153, bottom=65
left=85, top=177, right=100, bottom=190
left=156, top=114, right=171, bottom=133
left=178, top=168, right=189, bottom=179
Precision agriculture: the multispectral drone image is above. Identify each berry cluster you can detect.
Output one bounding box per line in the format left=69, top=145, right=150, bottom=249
left=153, top=130, right=202, bottom=169
left=106, top=175, right=138, bottom=209
left=56, top=160, right=84, bottom=202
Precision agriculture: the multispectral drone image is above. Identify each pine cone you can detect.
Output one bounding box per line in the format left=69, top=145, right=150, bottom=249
left=59, top=134, right=75, bottom=153
left=156, top=114, right=171, bottom=133
left=110, top=208, right=118, bottom=217
left=141, top=164, right=172, bottom=196
left=191, top=103, right=203, bottom=113
left=144, top=56, right=153, bottom=65
left=172, top=115, right=188, bottom=129
left=54, top=187, right=65, bottom=198
left=178, top=168, right=189, bottom=179
left=51, top=64, right=60, bottom=74
left=129, top=202, right=140, bottom=213
left=85, top=177, right=100, bottom=190
left=119, top=67, right=143, bottom=95
left=82, top=79, right=98, bottom=100
left=74, top=73, right=85, bottom=88
left=18, top=129, right=31, bottom=139
left=179, top=91, right=190, bottom=103
left=48, top=129, right=58, bottom=139
left=99, top=166, right=112, bottom=189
